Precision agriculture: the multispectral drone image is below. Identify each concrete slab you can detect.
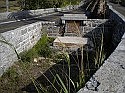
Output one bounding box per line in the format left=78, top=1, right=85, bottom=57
left=53, top=36, right=88, bottom=47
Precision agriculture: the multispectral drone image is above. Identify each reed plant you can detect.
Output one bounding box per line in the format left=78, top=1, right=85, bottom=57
left=0, top=20, right=106, bottom=93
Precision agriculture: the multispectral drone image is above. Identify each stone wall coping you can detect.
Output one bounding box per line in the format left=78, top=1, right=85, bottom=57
left=78, top=3, right=125, bottom=93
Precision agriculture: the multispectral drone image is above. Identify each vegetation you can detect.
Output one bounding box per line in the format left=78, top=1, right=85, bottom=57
left=0, top=33, right=54, bottom=93
left=17, top=0, right=81, bottom=10
left=121, top=0, right=125, bottom=6
left=0, top=0, right=81, bottom=13
left=0, top=0, right=20, bottom=12
left=0, top=55, right=53, bottom=93
left=0, top=33, right=86, bottom=93
left=0, top=21, right=108, bottom=93
left=20, top=34, right=54, bottom=63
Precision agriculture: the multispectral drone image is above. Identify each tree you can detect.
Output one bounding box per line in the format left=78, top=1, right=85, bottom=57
left=18, top=0, right=81, bottom=10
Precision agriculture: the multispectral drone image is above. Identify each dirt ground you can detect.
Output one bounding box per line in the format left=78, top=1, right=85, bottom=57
left=0, top=59, right=54, bottom=93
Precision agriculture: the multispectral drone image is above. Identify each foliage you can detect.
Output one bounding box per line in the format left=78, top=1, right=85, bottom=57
left=0, top=19, right=108, bottom=93
left=35, top=34, right=52, bottom=58
left=52, top=52, right=66, bottom=63
left=17, top=0, right=81, bottom=10
left=20, top=34, right=53, bottom=62
left=0, top=0, right=20, bottom=12
left=20, top=48, right=38, bottom=62
left=1, top=67, right=19, bottom=84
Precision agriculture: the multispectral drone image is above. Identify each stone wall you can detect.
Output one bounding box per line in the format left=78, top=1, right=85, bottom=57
left=0, top=21, right=57, bottom=76
left=0, top=1, right=85, bottom=76
left=78, top=4, right=125, bottom=93
left=0, top=3, right=83, bottom=20
left=108, top=5, right=125, bottom=51
left=0, top=22, right=42, bottom=76
left=0, top=8, right=56, bottom=20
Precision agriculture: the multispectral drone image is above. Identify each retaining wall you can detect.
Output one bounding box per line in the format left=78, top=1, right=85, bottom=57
left=0, top=3, right=83, bottom=20
left=0, top=1, right=85, bottom=76
left=0, top=21, right=56, bottom=76
left=78, top=4, right=125, bottom=93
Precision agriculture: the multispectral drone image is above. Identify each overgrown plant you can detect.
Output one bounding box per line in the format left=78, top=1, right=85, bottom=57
left=0, top=20, right=107, bottom=93
left=17, top=0, right=82, bottom=10
left=91, top=26, right=106, bottom=69
left=20, top=34, right=53, bottom=63
left=0, top=34, right=42, bottom=93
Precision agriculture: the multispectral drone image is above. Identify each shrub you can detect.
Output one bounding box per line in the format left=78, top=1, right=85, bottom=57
left=34, top=34, right=52, bottom=58
left=20, top=48, right=38, bottom=62
left=20, top=34, right=54, bottom=62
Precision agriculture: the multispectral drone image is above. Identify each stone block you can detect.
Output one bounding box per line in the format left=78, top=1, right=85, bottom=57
left=21, top=28, right=27, bottom=35
left=33, top=25, right=37, bottom=30
left=22, top=33, right=29, bottom=40
left=0, top=67, right=4, bottom=76
left=116, top=39, right=125, bottom=51
left=21, top=39, right=29, bottom=46
left=122, top=34, right=125, bottom=39
left=15, top=44, right=20, bottom=49
left=37, top=23, right=41, bottom=28
left=16, top=47, right=23, bottom=53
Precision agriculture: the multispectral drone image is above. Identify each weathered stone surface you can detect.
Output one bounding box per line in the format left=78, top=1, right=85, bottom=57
left=21, top=28, right=27, bottom=35
left=0, top=21, right=59, bottom=76
left=78, top=49, right=125, bottom=93
left=78, top=4, right=125, bottom=93
left=0, top=22, right=43, bottom=76
left=0, top=1, right=84, bottom=21
left=116, top=39, right=125, bottom=51
left=122, top=34, right=125, bottom=39
left=85, top=76, right=100, bottom=91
